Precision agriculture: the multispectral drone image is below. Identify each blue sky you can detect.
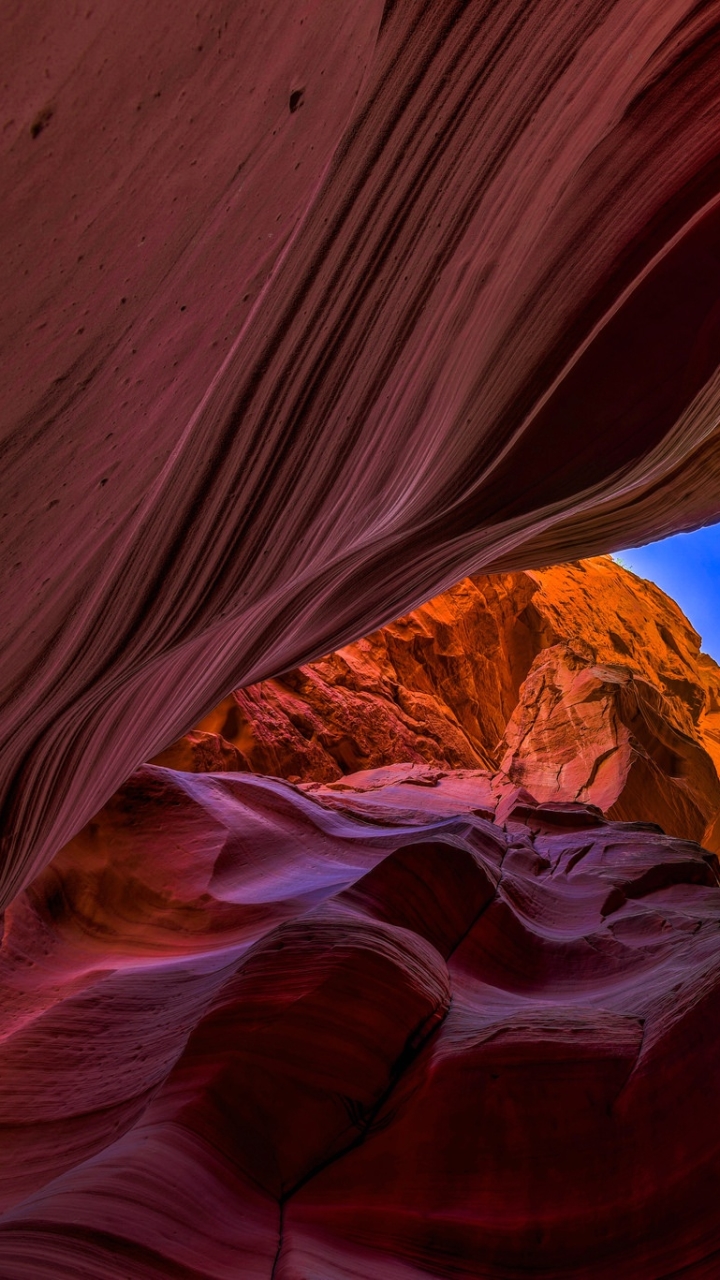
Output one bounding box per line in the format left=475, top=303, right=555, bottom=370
left=617, top=526, right=720, bottom=661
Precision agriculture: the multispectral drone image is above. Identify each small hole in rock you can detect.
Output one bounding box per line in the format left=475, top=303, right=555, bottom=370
left=289, top=88, right=304, bottom=113
left=30, top=106, right=53, bottom=139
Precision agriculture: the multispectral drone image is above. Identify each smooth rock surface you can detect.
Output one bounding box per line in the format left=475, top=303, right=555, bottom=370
left=1, top=771, right=720, bottom=1276
left=7, top=4, right=720, bottom=1272
left=7, top=2, right=720, bottom=900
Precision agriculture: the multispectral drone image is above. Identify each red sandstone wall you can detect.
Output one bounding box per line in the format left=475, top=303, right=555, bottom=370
left=7, top=1, right=720, bottom=901
left=7, top=3, right=720, bottom=1274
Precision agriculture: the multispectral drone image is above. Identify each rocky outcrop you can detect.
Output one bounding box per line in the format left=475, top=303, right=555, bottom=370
left=499, top=639, right=720, bottom=848
left=7, top=1, right=720, bottom=901
left=520, top=559, right=715, bottom=739
left=156, top=556, right=720, bottom=847
left=156, top=572, right=540, bottom=779
left=2, top=770, right=720, bottom=1277
left=500, top=561, right=720, bottom=848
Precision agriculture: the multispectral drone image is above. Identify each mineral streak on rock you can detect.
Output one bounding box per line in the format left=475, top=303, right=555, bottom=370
left=159, top=556, right=720, bottom=849
left=7, top=1, right=720, bottom=900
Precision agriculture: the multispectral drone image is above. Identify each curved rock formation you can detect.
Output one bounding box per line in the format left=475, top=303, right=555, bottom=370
left=1, top=771, right=720, bottom=1276
left=7, top=1, right=720, bottom=900
left=8, top=5, right=720, bottom=1273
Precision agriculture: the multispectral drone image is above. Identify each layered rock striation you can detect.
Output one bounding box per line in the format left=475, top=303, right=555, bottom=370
left=7, top=0, right=720, bottom=900
left=2, top=562, right=720, bottom=1274
left=1, top=770, right=720, bottom=1276
left=7, top=2, right=720, bottom=1273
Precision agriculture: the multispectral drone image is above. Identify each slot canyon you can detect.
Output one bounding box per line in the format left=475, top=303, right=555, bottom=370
left=6, top=2, right=720, bottom=1276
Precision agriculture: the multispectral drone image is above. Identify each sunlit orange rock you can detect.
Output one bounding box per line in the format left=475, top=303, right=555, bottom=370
left=159, top=556, right=720, bottom=849
left=499, top=638, right=720, bottom=849
left=180, top=572, right=539, bottom=780
left=497, top=560, right=720, bottom=849
left=519, top=558, right=713, bottom=737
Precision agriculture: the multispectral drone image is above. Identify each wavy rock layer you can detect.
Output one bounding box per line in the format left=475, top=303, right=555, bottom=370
left=158, top=556, right=720, bottom=847
left=1, top=771, right=720, bottom=1276
left=7, top=1, right=720, bottom=899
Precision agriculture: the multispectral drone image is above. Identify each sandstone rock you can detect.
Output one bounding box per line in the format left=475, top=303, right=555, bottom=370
left=7, top=3, right=720, bottom=1274
left=1, top=771, right=720, bottom=1276
left=181, top=572, right=539, bottom=779
left=7, top=2, right=720, bottom=899
left=161, top=556, right=720, bottom=849
left=150, top=729, right=247, bottom=773
left=522, top=558, right=713, bottom=738
left=499, top=639, right=720, bottom=849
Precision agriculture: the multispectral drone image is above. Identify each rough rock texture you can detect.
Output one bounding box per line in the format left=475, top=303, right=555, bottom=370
left=158, top=571, right=539, bottom=779
left=499, top=639, right=720, bottom=848
left=157, top=556, right=720, bottom=847
left=8, top=2, right=720, bottom=900
left=521, top=560, right=720, bottom=741
left=2, top=771, right=720, bottom=1276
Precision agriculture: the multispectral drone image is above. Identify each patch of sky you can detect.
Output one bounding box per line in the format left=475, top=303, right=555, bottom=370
left=615, top=525, right=720, bottom=662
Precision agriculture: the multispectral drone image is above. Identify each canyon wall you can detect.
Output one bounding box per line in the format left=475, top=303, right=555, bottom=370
left=6, top=0, right=720, bottom=901
left=7, top=2, right=720, bottom=1275
left=1, top=561, right=720, bottom=1276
